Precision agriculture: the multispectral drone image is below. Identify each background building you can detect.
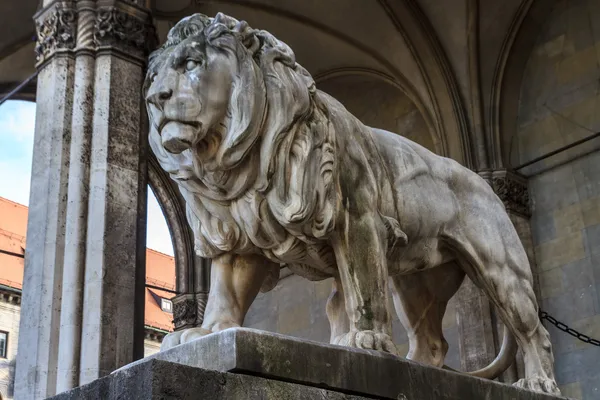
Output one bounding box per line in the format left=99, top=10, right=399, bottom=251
left=0, top=0, right=598, bottom=399
left=0, top=197, right=175, bottom=399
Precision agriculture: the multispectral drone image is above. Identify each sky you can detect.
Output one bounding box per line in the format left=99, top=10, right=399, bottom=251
left=0, top=100, right=174, bottom=256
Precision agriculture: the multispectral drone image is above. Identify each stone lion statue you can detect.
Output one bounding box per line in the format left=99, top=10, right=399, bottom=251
left=144, top=13, right=559, bottom=394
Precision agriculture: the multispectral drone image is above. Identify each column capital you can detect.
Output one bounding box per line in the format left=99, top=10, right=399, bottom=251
left=172, top=291, right=209, bottom=330
left=479, top=169, right=531, bottom=218
left=94, top=0, right=157, bottom=64
left=34, top=1, right=77, bottom=67
left=172, top=293, right=198, bottom=330
left=34, top=0, right=157, bottom=68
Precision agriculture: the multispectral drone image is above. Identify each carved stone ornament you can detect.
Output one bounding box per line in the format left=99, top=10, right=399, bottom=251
left=172, top=295, right=197, bottom=330
left=195, top=292, right=208, bottom=327
left=491, top=170, right=531, bottom=217
left=145, top=13, right=560, bottom=395
left=94, top=6, right=156, bottom=59
left=34, top=3, right=77, bottom=66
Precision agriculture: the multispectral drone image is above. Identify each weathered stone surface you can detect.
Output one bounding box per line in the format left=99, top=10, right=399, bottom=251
left=14, top=54, right=75, bottom=400
left=78, top=52, right=148, bottom=386
left=116, top=328, right=565, bottom=400
left=50, top=359, right=369, bottom=400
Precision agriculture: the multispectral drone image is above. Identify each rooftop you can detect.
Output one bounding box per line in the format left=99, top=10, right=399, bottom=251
left=0, top=196, right=176, bottom=332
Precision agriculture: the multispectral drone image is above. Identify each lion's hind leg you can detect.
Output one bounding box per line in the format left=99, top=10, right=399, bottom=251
left=390, top=264, right=464, bottom=367
left=449, top=219, right=559, bottom=394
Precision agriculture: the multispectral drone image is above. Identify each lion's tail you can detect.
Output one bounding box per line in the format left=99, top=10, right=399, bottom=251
left=442, top=324, right=518, bottom=380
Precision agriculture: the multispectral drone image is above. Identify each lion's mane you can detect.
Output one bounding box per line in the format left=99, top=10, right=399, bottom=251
left=145, top=13, right=337, bottom=271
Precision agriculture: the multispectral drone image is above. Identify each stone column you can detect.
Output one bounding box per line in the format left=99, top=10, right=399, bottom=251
left=454, top=169, right=532, bottom=382
left=56, top=0, right=96, bottom=392
left=78, top=0, right=154, bottom=385
left=14, top=2, right=77, bottom=398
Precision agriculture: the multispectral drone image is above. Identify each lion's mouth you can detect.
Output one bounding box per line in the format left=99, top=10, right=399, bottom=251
left=160, top=119, right=204, bottom=154
left=158, top=118, right=202, bottom=133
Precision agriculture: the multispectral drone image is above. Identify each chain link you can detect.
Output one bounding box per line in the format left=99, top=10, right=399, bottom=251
left=539, top=310, right=600, bottom=346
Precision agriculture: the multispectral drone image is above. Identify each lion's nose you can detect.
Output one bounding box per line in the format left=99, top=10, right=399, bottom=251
left=146, top=88, right=173, bottom=109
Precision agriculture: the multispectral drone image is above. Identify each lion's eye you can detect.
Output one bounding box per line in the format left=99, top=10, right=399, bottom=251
left=185, top=59, right=199, bottom=71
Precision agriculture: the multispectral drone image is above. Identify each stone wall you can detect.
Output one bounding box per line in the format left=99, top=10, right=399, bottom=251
left=0, top=300, right=20, bottom=400
left=514, top=1, right=600, bottom=398
left=245, top=271, right=462, bottom=369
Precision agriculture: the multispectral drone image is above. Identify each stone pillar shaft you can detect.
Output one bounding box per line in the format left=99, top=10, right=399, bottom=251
left=56, top=1, right=97, bottom=392
left=78, top=1, right=154, bottom=384
left=14, top=2, right=76, bottom=398
left=16, top=0, right=155, bottom=397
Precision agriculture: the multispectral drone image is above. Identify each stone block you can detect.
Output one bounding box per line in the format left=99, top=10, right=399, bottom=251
left=580, top=375, right=600, bottom=400
left=553, top=345, right=600, bottom=386
left=572, top=315, right=600, bottom=350
left=49, top=359, right=369, bottom=400
left=553, top=203, right=584, bottom=237
left=580, top=197, right=600, bottom=227
left=561, top=258, right=594, bottom=293
left=530, top=167, right=580, bottom=213
left=572, top=152, right=600, bottom=200
left=583, top=224, right=600, bottom=257
left=542, top=286, right=597, bottom=325
left=539, top=268, right=563, bottom=299
left=531, top=212, right=557, bottom=246
left=113, top=328, right=565, bottom=400
left=535, top=231, right=586, bottom=271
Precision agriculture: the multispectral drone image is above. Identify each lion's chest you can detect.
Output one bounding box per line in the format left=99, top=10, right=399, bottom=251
left=194, top=190, right=337, bottom=276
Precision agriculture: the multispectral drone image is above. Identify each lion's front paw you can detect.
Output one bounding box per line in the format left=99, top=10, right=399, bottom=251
left=160, top=327, right=212, bottom=351
left=334, top=330, right=398, bottom=355
left=514, top=376, right=560, bottom=395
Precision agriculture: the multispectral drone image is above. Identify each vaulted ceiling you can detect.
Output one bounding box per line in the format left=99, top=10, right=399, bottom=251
left=0, top=0, right=559, bottom=168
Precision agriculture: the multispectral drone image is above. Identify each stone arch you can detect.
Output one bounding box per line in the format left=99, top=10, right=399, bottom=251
left=154, top=0, right=472, bottom=164
left=493, top=0, right=561, bottom=168
left=148, top=154, right=195, bottom=295
left=377, top=0, right=474, bottom=167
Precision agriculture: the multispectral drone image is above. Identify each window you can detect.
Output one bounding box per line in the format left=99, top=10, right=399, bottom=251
left=161, top=298, right=173, bottom=313
left=0, top=331, right=7, bottom=358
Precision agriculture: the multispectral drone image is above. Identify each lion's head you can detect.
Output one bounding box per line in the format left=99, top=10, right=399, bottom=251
left=146, top=13, right=338, bottom=258
left=144, top=13, right=316, bottom=191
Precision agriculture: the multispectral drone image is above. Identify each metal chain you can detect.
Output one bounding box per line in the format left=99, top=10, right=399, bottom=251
left=539, top=310, right=600, bottom=346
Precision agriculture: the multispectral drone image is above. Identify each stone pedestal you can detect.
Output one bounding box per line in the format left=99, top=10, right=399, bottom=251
left=51, top=328, right=566, bottom=400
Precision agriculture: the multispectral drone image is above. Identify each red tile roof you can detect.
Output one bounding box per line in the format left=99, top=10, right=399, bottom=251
left=0, top=196, right=175, bottom=331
